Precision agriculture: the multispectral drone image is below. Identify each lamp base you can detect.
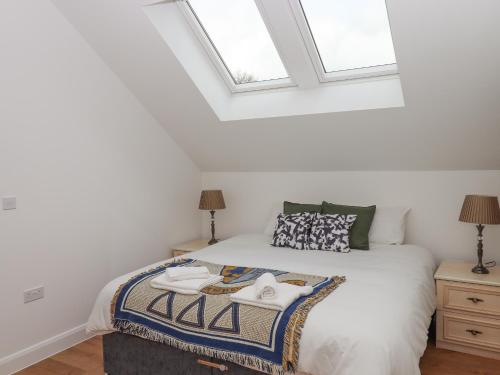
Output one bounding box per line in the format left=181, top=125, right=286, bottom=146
left=471, top=264, right=489, bottom=274
left=471, top=224, right=489, bottom=274
left=208, top=238, right=218, bottom=245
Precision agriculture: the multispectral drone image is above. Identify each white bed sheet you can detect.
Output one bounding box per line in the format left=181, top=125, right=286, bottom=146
left=87, top=234, right=436, bottom=375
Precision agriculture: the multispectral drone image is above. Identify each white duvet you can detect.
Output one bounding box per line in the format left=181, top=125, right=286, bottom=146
left=87, top=234, right=436, bottom=375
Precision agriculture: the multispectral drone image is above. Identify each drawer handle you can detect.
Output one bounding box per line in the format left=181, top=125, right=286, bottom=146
left=466, top=297, right=484, bottom=304
left=197, top=359, right=228, bottom=372
left=466, top=329, right=483, bottom=336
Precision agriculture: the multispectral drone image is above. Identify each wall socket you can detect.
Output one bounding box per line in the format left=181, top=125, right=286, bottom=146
left=24, top=286, right=44, bottom=304
left=2, top=196, right=16, bottom=210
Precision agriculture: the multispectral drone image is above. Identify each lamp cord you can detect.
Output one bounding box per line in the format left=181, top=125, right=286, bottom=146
left=485, top=260, right=497, bottom=268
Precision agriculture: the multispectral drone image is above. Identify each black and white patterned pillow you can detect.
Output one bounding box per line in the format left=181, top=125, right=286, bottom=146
left=271, top=212, right=313, bottom=250
left=308, top=213, right=357, bottom=252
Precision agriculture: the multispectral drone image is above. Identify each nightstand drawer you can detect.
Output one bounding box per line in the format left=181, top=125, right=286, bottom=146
left=442, top=312, right=500, bottom=351
left=438, top=281, right=500, bottom=317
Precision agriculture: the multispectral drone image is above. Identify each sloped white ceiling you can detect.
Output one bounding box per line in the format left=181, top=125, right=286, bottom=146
left=52, top=0, right=500, bottom=171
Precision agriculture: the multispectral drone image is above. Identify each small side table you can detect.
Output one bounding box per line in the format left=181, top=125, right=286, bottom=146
left=435, top=260, right=500, bottom=360
left=171, top=239, right=211, bottom=258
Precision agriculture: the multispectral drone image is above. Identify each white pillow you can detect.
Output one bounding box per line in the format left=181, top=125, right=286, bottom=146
left=264, top=206, right=282, bottom=236
left=368, top=207, right=410, bottom=245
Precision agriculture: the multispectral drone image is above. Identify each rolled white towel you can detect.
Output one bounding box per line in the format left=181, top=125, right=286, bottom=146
left=254, top=273, right=278, bottom=300
left=231, top=283, right=313, bottom=311
left=165, top=266, right=210, bottom=281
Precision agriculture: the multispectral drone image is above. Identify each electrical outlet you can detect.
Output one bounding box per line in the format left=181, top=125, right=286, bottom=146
left=24, top=286, right=44, bottom=303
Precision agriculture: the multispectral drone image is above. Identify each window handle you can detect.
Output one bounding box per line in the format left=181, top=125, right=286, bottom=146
left=467, top=297, right=484, bottom=304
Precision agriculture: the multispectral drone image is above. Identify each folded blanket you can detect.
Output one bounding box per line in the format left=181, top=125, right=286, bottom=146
left=231, top=282, right=314, bottom=311
left=254, top=272, right=278, bottom=300
left=165, top=266, right=209, bottom=281
left=150, top=273, right=222, bottom=294
left=113, top=259, right=345, bottom=375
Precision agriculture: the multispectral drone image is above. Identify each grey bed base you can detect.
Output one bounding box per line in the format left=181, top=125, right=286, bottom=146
left=103, top=332, right=263, bottom=375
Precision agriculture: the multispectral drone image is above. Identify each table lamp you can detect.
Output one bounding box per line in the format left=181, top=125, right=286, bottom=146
left=459, top=195, right=500, bottom=274
left=199, top=190, right=226, bottom=245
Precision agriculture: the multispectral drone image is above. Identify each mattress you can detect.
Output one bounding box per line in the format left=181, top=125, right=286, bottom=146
left=87, top=234, right=436, bottom=375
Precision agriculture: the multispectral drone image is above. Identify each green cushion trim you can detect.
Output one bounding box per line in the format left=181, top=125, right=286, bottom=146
left=321, top=202, right=376, bottom=250
left=283, top=201, right=322, bottom=215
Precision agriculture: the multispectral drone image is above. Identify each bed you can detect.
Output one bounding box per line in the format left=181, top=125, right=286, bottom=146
left=88, top=234, right=436, bottom=375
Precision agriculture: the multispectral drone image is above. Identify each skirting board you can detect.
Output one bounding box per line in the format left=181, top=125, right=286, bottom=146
left=0, top=324, right=94, bottom=374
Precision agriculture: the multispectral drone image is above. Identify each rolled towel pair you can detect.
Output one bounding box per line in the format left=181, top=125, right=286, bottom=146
left=164, top=266, right=210, bottom=281
left=254, top=272, right=278, bottom=300
left=231, top=273, right=314, bottom=311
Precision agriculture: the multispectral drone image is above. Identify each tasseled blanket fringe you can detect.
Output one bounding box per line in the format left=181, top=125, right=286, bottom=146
left=113, top=320, right=283, bottom=375
left=282, top=276, right=346, bottom=371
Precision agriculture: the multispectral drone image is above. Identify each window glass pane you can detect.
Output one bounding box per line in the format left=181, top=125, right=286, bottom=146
left=300, top=0, right=396, bottom=72
left=188, top=0, right=288, bottom=84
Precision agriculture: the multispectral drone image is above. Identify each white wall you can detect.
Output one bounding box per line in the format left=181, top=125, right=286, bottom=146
left=0, top=0, right=200, bottom=371
left=202, top=171, right=500, bottom=263
left=51, top=0, right=500, bottom=172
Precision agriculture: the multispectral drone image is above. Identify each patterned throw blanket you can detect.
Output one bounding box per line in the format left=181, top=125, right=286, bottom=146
left=112, top=259, right=345, bottom=375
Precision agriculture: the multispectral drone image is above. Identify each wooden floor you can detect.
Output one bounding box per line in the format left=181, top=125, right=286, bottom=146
left=16, top=336, right=500, bottom=375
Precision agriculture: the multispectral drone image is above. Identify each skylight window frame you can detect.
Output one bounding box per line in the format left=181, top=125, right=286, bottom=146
left=177, top=0, right=295, bottom=94
left=288, top=0, right=399, bottom=83
left=144, top=1, right=405, bottom=120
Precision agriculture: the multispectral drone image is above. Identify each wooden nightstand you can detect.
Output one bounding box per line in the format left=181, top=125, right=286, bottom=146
left=435, top=260, right=500, bottom=360
left=171, top=239, right=211, bottom=258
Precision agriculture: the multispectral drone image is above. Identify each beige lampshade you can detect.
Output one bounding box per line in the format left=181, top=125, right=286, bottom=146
left=199, top=190, right=226, bottom=210
left=459, top=195, right=500, bottom=225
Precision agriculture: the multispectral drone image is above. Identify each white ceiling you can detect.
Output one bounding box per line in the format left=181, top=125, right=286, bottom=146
left=52, top=0, right=500, bottom=171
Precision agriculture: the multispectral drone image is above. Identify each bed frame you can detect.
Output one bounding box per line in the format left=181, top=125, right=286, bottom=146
left=103, top=332, right=262, bottom=375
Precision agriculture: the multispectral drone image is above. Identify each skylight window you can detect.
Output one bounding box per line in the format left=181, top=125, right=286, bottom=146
left=145, top=0, right=404, bottom=119
left=186, top=0, right=290, bottom=88
left=299, top=0, right=396, bottom=73
left=171, top=0, right=400, bottom=93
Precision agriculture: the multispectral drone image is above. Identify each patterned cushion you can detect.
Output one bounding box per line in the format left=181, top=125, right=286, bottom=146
left=308, top=213, right=357, bottom=252
left=271, top=212, right=313, bottom=250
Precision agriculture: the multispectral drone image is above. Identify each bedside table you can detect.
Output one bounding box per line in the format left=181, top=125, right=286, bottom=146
left=171, top=239, right=211, bottom=258
left=435, top=260, right=500, bottom=360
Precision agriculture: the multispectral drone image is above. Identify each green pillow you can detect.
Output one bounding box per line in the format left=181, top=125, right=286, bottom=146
left=321, top=202, right=376, bottom=250
left=283, top=201, right=321, bottom=215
